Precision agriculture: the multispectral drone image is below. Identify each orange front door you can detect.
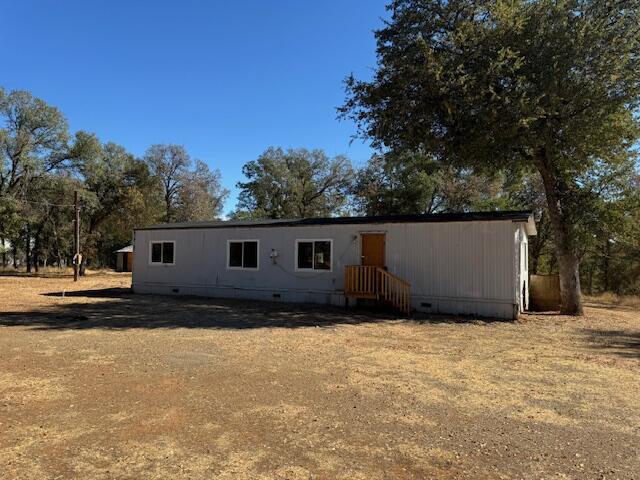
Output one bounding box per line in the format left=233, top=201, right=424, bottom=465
left=361, top=233, right=385, bottom=268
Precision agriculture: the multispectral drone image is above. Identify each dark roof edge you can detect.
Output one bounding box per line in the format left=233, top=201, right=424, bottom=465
left=135, top=211, right=535, bottom=232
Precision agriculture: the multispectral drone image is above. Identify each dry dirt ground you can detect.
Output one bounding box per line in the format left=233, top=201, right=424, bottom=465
left=0, top=274, right=638, bottom=480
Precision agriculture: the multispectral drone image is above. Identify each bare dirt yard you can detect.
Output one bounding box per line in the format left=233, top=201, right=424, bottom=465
left=0, top=273, right=638, bottom=479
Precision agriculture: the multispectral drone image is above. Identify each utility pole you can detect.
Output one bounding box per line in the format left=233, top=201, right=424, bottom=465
left=74, top=190, right=80, bottom=282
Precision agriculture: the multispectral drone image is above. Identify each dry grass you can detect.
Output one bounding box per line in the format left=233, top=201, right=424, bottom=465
left=586, top=291, right=640, bottom=308
left=0, top=274, right=638, bottom=479
left=0, top=266, right=118, bottom=277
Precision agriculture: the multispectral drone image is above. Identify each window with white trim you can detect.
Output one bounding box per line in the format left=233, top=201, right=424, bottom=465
left=150, top=241, right=175, bottom=265
left=296, top=240, right=332, bottom=271
left=228, top=240, right=259, bottom=269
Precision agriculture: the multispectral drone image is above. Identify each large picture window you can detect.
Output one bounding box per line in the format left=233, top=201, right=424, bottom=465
left=296, top=240, right=332, bottom=271
left=228, top=240, right=259, bottom=269
left=150, top=241, right=175, bottom=265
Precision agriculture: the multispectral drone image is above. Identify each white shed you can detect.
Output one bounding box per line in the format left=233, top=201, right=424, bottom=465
left=115, top=245, right=133, bottom=272
left=132, top=211, right=536, bottom=319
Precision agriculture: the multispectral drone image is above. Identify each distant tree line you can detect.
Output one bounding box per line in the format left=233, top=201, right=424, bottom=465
left=2, top=79, right=638, bottom=297
left=0, top=88, right=228, bottom=270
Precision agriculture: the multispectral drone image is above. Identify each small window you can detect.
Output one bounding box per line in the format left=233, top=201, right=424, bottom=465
left=150, top=241, right=175, bottom=265
left=228, top=240, right=259, bottom=269
left=296, top=240, right=332, bottom=271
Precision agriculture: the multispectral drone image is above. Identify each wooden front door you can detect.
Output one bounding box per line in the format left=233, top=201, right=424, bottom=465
left=361, top=233, right=385, bottom=268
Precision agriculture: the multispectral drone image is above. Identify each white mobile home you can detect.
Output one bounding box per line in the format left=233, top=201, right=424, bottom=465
left=132, top=211, right=536, bottom=319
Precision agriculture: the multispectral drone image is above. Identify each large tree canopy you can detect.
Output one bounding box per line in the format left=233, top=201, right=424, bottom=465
left=143, top=144, right=228, bottom=223
left=175, top=159, right=229, bottom=222
left=0, top=88, right=71, bottom=198
left=74, top=133, right=162, bottom=264
left=0, top=88, right=92, bottom=271
left=341, top=0, right=640, bottom=314
left=233, top=147, right=353, bottom=219
left=143, top=144, right=191, bottom=222
left=352, top=151, right=508, bottom=215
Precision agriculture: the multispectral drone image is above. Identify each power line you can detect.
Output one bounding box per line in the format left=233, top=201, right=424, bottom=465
left=8, top=199, right=77, bottom=208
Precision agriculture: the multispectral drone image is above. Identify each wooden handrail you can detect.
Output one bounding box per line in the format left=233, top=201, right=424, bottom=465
left=380, top=268, right=410, bottom=287
left=344, top=265, right=411, bottom=315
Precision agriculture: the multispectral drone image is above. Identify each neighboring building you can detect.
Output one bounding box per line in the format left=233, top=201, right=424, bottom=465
left=115, top=245, right=134, bottom=272
left=131, top=211, right=536, bottom=319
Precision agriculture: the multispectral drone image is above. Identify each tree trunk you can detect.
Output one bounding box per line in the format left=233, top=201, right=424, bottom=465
left=25, top=226, right=31, bottom=274
left=13, top=244, right=17, bottom=269
left=556, top=251, right=582, bottom=314
left=34, top=233, right=39, bottom=273
left=1, top=237, right=6, bottom=269
left=602, top=240, right=610, bottom=292
left=535, top=150, right=584, bottom=315
left=165, top=191, right=172, bottom=223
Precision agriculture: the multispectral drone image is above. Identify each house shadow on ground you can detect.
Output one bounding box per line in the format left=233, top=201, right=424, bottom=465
left=0, top=287, right=509, bottom=331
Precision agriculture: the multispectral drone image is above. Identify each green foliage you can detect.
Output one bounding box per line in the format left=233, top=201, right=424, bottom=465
left=175, top=160, right=229, bottom=222
left=0, top=87, right=78, bottom=270
left=28, top=174, right=82, bottom=267
left=143, top=144, right=191, bottom=222
left=342, top=0, right=640, bottom=168
left=577, top=165, right=640, bottom=294
left=0, top=88, right=71, bottom=196
left=352, top=151, right=509, bottom=215
left=143, top=144, right=228, bottom=223
left=72, top=133, right=163, bottom=264
left=233, top=147, right=353, bottom=219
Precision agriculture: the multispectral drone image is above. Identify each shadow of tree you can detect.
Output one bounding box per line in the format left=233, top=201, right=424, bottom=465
left=583, top=301, right=639, bottom=313
left=580, top=328, right=640, bottom=359
left=42, top=288, right=133, bottom=299
left=0, top=288, right=510, bottom=331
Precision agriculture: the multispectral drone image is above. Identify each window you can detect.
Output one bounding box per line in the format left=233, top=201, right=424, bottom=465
left=227, top=240, right=259, bottom=269
left=150, top=241, right=175, bottom=265
left=296, top=240, right=332, bottom=271
left=297, top=241, right=313, bottom=269
left=163, top=242, right=174, bottom=264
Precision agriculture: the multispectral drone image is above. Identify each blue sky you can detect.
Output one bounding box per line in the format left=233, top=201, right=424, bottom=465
left=1, top=0, right=387, bottom=213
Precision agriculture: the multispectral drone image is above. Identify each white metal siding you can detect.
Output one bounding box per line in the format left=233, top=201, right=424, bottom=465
left=133, top=220, right=523, bottom=318
left=386, top=221, right=515, bottom=302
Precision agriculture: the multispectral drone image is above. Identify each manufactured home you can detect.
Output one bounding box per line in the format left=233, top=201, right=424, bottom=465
left=132, top=211, right=536, bottom=319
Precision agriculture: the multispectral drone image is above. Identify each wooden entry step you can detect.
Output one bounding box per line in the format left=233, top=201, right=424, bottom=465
left=344, top=265, right=411, bottom=315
